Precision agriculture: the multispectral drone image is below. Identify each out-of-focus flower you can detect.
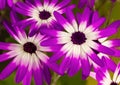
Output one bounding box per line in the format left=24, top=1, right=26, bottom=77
left=13, top=0, right=74, bottom=36
left=40, top=7, right=120, bottom=79
left=78, top=0, right=95, bottom=9
left=0, top=0, right=20, bottom=10
left=111, top=0, right=116, bottom=3
left=90, top=61, right=120, bottom=85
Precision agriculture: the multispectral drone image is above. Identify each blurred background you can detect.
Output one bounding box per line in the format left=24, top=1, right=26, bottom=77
left=0, top=0, right=120, bottom=85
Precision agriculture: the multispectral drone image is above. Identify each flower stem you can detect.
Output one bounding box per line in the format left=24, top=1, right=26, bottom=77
left=51, top=73, right=61, bottom=85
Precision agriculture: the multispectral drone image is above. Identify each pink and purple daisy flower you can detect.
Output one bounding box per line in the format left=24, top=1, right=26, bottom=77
left=13, top=0, right=74, bottom=36
left=41, top=7, right=120, bottom=79
left=90, top=60, right=120, bottom=85
left=0, top=17, right=57, bottom=85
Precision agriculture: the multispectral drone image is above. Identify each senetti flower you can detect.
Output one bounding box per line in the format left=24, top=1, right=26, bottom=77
left=90, top=37, right=120, bottom=72
left=41, top=7, right=120, bottom=79
left=14, top=0, right=73, bottom=36
left=0, top=0, right=20, bottom=10
left=90, top=61, right=120, bottom=85
left=78, top=0, right=95, bottom=8
left=0, top=20, right=56, bottom=85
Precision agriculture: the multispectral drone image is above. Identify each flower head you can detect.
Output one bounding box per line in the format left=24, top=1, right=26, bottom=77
left=41, top=7, right=120, bottom=79
left=90, top=61, right=120, bottom=85
left=0, top=19, right=55, bottom=85
left=14, top=0, right=74, bottom=36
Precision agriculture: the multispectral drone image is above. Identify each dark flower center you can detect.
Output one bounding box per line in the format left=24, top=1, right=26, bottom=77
left=39, top=10, right=51, bottom=20
left=110, top=82, right=118, bottom=85
left=23, top=42, right=37, bottom=54
left=71, top=32, right=86, bottom=45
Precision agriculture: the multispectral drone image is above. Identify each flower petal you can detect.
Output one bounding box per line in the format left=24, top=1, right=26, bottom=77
left=33, top=68, right=43, bottom=85
left=15, top=65, right=28, bottom=83
left=0, top=61, right=17, bottom=80
left=67, top=58, right=81, bottom=76
left=98, top=20, right=120, bottom=38
left=59, top=57, right=71, bottom=74
left=43, top=64, right=51, bottom=85
left=22, top=71, right=32, bottom=85
left=81, top=58, right=91, bottom=79
left=54, top=11, right=75, bottom=33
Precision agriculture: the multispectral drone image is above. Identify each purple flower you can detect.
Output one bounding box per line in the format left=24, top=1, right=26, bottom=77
left=41, top=7, right=120, bottom=79
left=0, top=0, right=20, bottom=10
left=13, top=0, right=74, bottom=36
left=90, top=38, right=120, bottom=72
left=0, top=19, right=56, bottom=85
left=78, top=0, right=95, bottom=8
left=90, top=61, right=120, bottom=85
left=111, top=0, right=116, bottom=3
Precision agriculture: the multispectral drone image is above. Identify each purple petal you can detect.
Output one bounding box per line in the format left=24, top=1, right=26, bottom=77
left=102, top=57, right=116, bottom=72
left=87, top=0, right=95, bottom=8
left=34, top=0, right=42, bottom=6
left=13, top=2, right=31, bottom=16
left=99, top=20, right=120, bottom=38
left=49, top=51, right=64, bottom=62
left=92, top=11, right=100, bottom=23
left=0, top=0, right=6, bottom=9
left=22, top=71, right=32, bottom=85
left=76, top=13, right=81, bottom=24
left=93, top=42, right=114, bottom=55
left=65, top=8, right=76, bottom=24
left=29, top=23, right=40, bottom=37
left=59, top=57, right=71, bottom=74
left=67, top=58, right=81, bottom=76
left=51, top=0, right=58, bottom=5
left=0, top=42, right=13, bottom=50
left=10, top=10, right=20, bottom=25
left=89, top=53, right=104, bottom=67
left=80, top=7, right=91, bottom=23
left=110, top=39, right=120, bottom=47
left=54, top=11, right=74, bottom=33
left=49, top=21, right=64, bottom=30
left=46, top=62, right=61, bottom=75
left=0, top=51, right=16, bottom=62
left=111, top=49, right=120, bottom=57
left=40, top=28, right=58, bottom=37
left=7, top=0, right=14, bottom=7
left=81, top=58, right=91, bottom=79
left=96, top=69, right=106, bottom=82
left=92, top=17, right=106, bottom=30
left=0, top=61, right=17, bottom=80
left=54, top=11, right=68, bottom=26
left=41, top=38, right=58, bottom=46
left=3, top=21, right=20, bottom=42
left=33, top=68, right=43, bottom=85
left=44, top=0, right=50, bottom=4
left=49, top=45, right=62, bottom=52
left=15, top=65, right=28, bottom=83
left=78, top=0, right=87, bottom=8
left=43, top=64, right=51, bottom=85
left=57, top=0, right=71, bottom=9
left=14, top=19, right=35, bottom=29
